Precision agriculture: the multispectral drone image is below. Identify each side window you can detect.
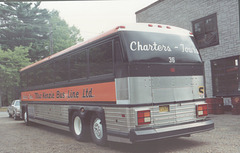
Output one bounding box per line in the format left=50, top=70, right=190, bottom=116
left=114, top=40, right=123, bottom=64
left=20, top=72, right=28, bottom=88
left=89, top=41, right=113, bottom=76
left=70, top=51, right=87, bottom=80
left=55, top=58, right=69, bottom=82
left=28, top=70, right=36, bottom=87
left=35, top=66, right=44, bottom=86
left=42, top=63, right=54, bottom=84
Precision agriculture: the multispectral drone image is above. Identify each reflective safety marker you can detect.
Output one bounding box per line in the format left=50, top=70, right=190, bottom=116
left=137, top=110, right=151, bottom=125
left=199, top=86, right=204, bottom=94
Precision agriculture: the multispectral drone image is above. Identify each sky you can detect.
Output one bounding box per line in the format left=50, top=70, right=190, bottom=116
left=40, top=0, right=157, bottom=40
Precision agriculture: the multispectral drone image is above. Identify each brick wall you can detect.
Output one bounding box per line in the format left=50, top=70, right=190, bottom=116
left=136, top=0, right=240, bottom=97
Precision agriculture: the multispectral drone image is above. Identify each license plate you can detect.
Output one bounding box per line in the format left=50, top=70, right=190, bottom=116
left=159, top=105, right=169, bottom=112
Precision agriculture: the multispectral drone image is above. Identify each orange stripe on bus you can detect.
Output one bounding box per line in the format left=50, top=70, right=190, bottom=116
left=21, top=82, right=116, bottom=102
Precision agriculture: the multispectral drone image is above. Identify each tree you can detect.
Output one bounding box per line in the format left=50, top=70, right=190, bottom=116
left=49, top=11, right=83, bottom=54
left=0, top=46, right=31, bottom=105
left=0, top=2, right=84, bottom=61
left=0, top=2, right=50, bottom=62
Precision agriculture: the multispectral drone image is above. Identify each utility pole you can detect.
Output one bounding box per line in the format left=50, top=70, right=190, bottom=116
left=49, top=23, right=53, bottom=55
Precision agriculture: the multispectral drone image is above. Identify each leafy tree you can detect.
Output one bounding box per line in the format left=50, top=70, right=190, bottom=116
left=0, top=3, right=83, bottom=105
left=0, top=46, right=31, bottom=105
left=0, top=2, right=50, bottom=62
left=49, top=11, right=84, bottom=54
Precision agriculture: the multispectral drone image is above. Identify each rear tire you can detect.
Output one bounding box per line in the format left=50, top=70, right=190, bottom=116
left=71, top=111, right=88, bottom=141
left=90, top=113, right=107, bottom=146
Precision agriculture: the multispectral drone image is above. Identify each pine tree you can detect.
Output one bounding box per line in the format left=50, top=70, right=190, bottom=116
left=0, top=2, right=50, bottom=62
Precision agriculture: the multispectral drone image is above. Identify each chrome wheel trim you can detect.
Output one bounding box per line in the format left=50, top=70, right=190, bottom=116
left=74, top=116, right=82, bottom=135
left=93, top=118, right=103, bottom=140
left=24, top=112, right=27, bottom=123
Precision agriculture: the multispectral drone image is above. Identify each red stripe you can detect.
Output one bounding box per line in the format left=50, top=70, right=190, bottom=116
left=21, top=82, right=116, bottom=102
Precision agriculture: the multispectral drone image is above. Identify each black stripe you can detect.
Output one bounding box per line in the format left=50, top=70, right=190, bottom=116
left=21, top=98, right=205, bottom=108
left=22, top=74, right=115, bottom=92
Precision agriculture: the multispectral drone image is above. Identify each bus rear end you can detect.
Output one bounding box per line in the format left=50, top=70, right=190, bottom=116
left=106, top=24, right=214, bottom=143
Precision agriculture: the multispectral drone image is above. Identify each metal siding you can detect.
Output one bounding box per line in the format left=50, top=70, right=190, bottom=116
left=28, top=104, right=69, bottom=125
left=104, top=107, right=135, bottom=133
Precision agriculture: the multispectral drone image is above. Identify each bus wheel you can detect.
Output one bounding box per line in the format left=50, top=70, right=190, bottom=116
left=71, top=111, right=87, bottom=141
left=90, top=113, right=107, bottom=146
left=24, top=111, right=29, bottom=125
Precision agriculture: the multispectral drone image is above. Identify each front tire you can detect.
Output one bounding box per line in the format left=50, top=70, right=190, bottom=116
left=8, top=111, right=12, bottom=118
left=13, top=112, right=17, bottom=120
left=90, top=113, right=107, bottom=146
left=24, top=111, right=30, bottom=126
left=71, top=111, right=88, bottom=141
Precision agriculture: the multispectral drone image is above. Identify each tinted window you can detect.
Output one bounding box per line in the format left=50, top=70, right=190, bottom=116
left=55, top=58, right=69, bottom=82
left=114, top=40, right=124, bottom=64
left=42, top=63, right=54, bottom=84
left=121, top=31, right=201, bottom=63
left=35, top=66, right=44, bottom=86
left=28, top=70, right=36, bottom=87
left=89, top=42, right=113, bottom=76
left=70, top=51, right=87, bottom=80
left=20, top=72, right=28, bottom=88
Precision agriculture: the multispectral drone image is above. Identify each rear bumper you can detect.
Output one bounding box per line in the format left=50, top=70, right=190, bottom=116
left=129, top=120, right=214, bottom=143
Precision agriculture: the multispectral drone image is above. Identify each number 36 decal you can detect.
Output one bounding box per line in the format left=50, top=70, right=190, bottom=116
left=169, top=57, right=175, bottom=63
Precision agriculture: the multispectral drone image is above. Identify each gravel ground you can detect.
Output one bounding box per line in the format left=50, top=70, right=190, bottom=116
left=0, top=111, right=239, bottom=153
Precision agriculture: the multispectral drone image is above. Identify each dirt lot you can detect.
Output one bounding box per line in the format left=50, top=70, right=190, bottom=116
left=0, top=111, right=239, bottom=153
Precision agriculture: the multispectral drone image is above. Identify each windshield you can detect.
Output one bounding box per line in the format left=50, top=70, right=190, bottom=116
left=121, top=31, right=202, bottom=63
left=15, top=100, right=20, bottom=106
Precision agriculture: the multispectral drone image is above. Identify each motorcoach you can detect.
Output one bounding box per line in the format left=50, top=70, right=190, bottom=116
left=20, top=23, right=214, bottom=145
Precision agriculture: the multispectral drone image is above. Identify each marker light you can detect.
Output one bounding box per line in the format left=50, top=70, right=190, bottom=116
left=196, top=104, right=208, bottom=117
left=116, top=26, right=126, bottom=29
left=166, top=26, right=171, bottom=29
left=170, top=68, right=175, bottom=72
left=148, top=24, right=153, bottom=27
left=158, top=25, right=162, bottom=28
left=137, top=110, right=151, bottom=125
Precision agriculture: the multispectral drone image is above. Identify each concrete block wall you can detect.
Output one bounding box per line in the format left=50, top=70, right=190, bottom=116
left=136, top=0, right=240, bottom=97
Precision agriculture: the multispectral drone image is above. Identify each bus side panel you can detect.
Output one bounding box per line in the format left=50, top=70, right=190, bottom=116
left=28, top=104, right=70, bottom=131
left=103, top=106, right=135, bottom=143
left=21, top=81, right=116, bottom=103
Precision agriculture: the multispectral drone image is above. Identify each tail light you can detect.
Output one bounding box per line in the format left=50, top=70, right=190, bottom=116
left=137, top=110, right=151, bottom=125
left=196, top=104, right=208, bottom=117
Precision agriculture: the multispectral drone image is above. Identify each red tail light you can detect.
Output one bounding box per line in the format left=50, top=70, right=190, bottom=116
left=196, top=104, right=208, bottom=117
left=137, top=110, right=151, bottom=125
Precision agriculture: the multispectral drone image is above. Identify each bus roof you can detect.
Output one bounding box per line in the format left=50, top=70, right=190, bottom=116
left=20, top=23, right=193, bottom=72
